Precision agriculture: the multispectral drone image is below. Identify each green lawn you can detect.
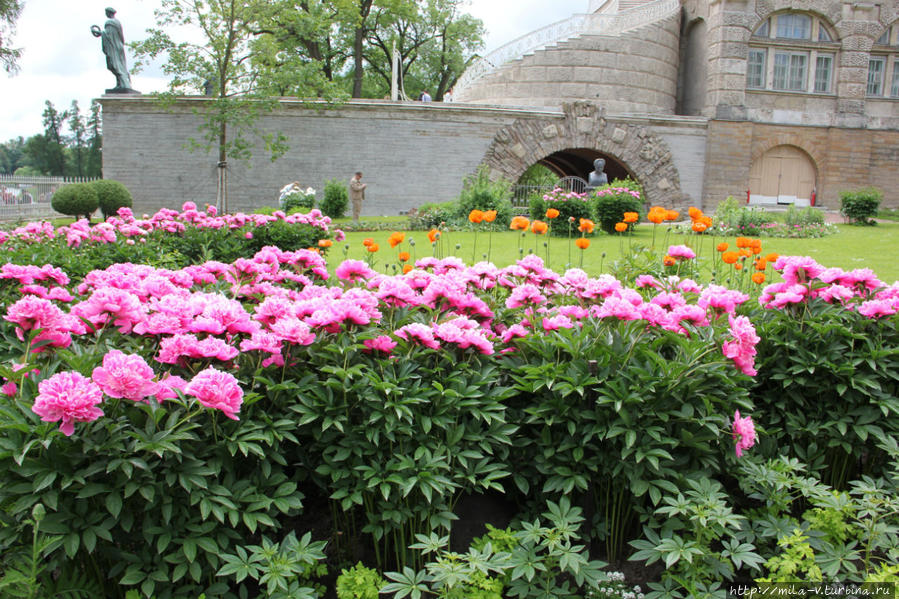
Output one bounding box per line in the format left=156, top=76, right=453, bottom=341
left=333, top=222, right=899, bottom=283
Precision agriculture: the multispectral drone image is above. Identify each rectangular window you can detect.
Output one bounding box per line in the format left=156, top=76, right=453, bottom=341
left=774, top=51, right=808, bottom=91
left=747, top=49, right=766, bottom=88
left=814, top=54, right=833, bottom=93
left=868, top=57, right=885, bottom=95
left=776, top=14, right=811, bottom=40
left=891, top=61, right=899, bottom=97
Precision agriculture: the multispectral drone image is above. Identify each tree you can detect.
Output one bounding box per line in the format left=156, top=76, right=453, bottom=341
left=0, top=136, right=25, bottom=174
left=132, top=0, right=296, bottom=211
left=86, top=101, right=103, bottom=178
left=24, top=101, right=68, bottom=176
left=0, top=0, right=23, bottom=73
left=67, top=101, right=88, bottom=178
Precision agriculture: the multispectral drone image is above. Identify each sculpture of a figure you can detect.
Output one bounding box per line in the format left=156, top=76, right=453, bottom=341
left=91, top=7, right=137, bottom=93
left=587, top=158, right=608, bottom=189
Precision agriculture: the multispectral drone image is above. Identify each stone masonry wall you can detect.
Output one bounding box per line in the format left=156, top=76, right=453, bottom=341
left=704, top=120, right=899, bottom=209
left=455, top=14, right=681, bottom=114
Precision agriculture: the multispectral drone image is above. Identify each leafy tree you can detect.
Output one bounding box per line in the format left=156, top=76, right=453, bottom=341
left=86, top=100, right=103, bottom=178
left=67, top=101, right=89, bottom=178
left=0, top=136, right=26, bottom=174
left=24, top=101, right=68, bottom=176
left=0, top=0, right=23, bottom=73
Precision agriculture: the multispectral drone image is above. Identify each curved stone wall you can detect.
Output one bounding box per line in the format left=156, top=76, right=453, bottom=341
left=455, top=13, right=680, bottom=114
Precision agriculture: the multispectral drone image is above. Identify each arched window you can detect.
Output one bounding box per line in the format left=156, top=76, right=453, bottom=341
left=867, top=24, right=899, bottom=97
left=747, top=12, right=838, bottom=94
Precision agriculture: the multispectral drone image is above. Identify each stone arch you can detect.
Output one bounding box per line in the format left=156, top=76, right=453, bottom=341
left=481, top=102, right=689, bottom=209
left=750, top=134, right=825, bottom=170
left=748, top=144, right=818, bottom=205
left=753, top=1, right=842, bottom=32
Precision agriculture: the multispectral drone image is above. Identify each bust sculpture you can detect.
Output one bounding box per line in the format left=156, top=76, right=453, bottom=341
left=91, top=7, right=138, bottom=93
left=587, top=158, right=608, bottom=189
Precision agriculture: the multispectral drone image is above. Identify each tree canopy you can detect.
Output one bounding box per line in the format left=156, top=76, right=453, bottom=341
left=0, top=0, right=22, bottom=73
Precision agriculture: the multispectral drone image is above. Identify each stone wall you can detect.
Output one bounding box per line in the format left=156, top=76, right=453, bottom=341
left=703, top=119, right=899, bottom=209
left=455, top=14, right=681, bottom=114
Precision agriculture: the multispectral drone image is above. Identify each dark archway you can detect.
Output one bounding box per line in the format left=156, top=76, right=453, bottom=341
left=537, top=148, right=632, bottom=183
left=676, top=17, right=707, bottom=116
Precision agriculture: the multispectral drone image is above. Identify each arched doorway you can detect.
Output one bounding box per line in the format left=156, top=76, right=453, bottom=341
left=748, top=145, right=817, bottom=207
left=537, top=148, right=631, bottom=183
left=677, top=18, right=707, bottom=116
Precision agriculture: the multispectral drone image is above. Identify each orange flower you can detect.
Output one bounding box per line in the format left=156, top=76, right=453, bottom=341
left=755, top=258, right=767, bottom=271
left=531, top=220, right=548, bottom=235
left=483, top=210, right=497, bottom=223
left=692, top=221, right=708, bottom=233
left=575, top=238, right=590, bottom=249
left=546, top=208, right=560, bottom=219
left=765, top=252, right=779, bottom=262
left=649, top=205, right=666, bottom=214
left=752, top=272, right=766, bottom=284
left=388, top=232, right=405, bottom=247
left=402, top=264, right=413, bottom=274
left=722, top=251, right=739, bottom=264
left=751, top=240, right=762, bottom=254
left=688, top=207, right=703, bottom=220
left=735, top=237, right=749, bottom=249
left=663, top=255, right=676, bottom=266
left=428, top=229, right=440, bottom=243
left=648, top=211, right=665, bottom=224
left=623, top=212, right=639, bottom=223
left=578, top=218, right=595, bottom=234
left=739, top=249, right=752, bottom=258
left=510, top=216, right=530, bottom=231
left=367, top=243, right=379, bottom=253
left=362, top=238, right=374, bottom=247
left=717, top=242, right=729, bottom=252
left=700, top=215, right=713, bottom=227
left=468, top=209, right=484, bottom=224
left=734, top=263, right=743, bottom=270
left=318, top=239, right=333, bottom=248
left=398, top=251, right=411, bottom=262
left=614, top=222, right=628, bottom=232
left=665, top=210, right=679, bottom=221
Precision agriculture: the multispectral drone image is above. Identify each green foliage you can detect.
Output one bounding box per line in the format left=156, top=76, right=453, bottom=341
left=49, top=182, right=98, bottom=220
left=336, top=562, right=386, bottom=599
left=840, top=187, right=883, bottom=225
left=756, top=529, right=822, bottom=582
left=713, top=196, right=776, bottom=235
left=321, top=178, right=349, bottom=219
left=245, top=220, right=325, bottom=254
left=592, top=180, right=643, bottom=234
left=216, top=531, right=327, bottom=598
left=280, top=191, right=315, bottom=214
left=91, top=179, right=133, bottom=220
left=455, top=167, right=514, bottom=227
left=528, top=188, right=592, bottom=236
left=516, top=164, right=558, bottom=187
left=408, top=201, right=457, bottom=230
left=783, top=205, right=824, bottom=227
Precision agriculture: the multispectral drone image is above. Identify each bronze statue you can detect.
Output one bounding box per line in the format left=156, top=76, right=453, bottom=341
left=587, top=158, right=608, bottom=189
left=91, top=7, right=137, bottom=93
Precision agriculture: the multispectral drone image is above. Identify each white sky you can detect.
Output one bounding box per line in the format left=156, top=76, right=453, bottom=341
left=0, top=0, right=589, bottom=142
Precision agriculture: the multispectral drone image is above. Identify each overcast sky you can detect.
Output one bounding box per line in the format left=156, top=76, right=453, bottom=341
left=0, top=0, right=589, bottom=142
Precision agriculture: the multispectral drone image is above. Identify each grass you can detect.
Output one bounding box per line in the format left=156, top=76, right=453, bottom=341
left=331, top=221, right=899, bottom=283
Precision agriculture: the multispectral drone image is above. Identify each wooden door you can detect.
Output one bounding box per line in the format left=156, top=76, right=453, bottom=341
left=749, top=145, right=816, bottom=206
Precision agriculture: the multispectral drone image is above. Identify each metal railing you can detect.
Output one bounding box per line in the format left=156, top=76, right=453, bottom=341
left=0, top=175, right=99, bottom=221
left=455, top=0, right=680, bottom=95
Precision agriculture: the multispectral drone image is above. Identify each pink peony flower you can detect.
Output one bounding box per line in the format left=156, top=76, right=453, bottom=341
left=363, top=335, right=398, bottom=354
left=667, top=245, right=696, bottom=260
left=184, top=367, right=243, bottom=420
left=32, top=371, right=104, bottom=436
left=732, top=410, right=757, bottom=457
left=92, top=350, right=159, bottom=402
left=722, top=315, right=760, bottom=376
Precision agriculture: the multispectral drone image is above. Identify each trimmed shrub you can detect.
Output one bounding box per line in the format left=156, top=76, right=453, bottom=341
left=92, top=180, right=133, bottom=220
left=50, top=183, right=99, bottom=220
left=455, top=166, right=514, bottom=228
left=320, top=179, right=349, bottom=219
left=840, top=186, right=882, bottom=225
left=592, top=179, right=643, bottom=233
left=528, top=188, right=592, bottom=236
left=281, top=191, right=315, bottom=214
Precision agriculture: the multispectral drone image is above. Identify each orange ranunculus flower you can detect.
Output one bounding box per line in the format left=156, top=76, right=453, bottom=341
left=546, top=208, right=560, bottom=219
left=755, top=258, right=767, bottom=271
left=722, top=251, right=739, bottom=264
left=765, top=252, right=779, bottom=262
left=402, top=263, right=413, bottom=274
left=688, top=207, right=703, bottom=220
left=692, top=221, right=708, bottom=233
left=510, top=216, right=530, bottom=231
left=367, top=243, right=379, bottom=253
left=428, top=228, right=440, bottom=243
left=469, top=209, right=484, bottom=224
left=483, top=210, right=497, bottom=223
left=398, top=251, right=411, bottom=262
left=734, top=263, right=743, bottom=270
left=752, top=272, right=766, bottom=284
left=531, top=220, right=548, bottom=235
left=623, top=212, right=639, bottom=223
left=665, top=210, right=679, bottom=221
left=663, top=255, right=676, bottom=266
left=717, top=242, right=729, bottom=252
left=318, top=239, right=333, bottom=248
left=362, top=237, right=374, bottom=247
left=578, top=218, right=595, bottom=233
left=615, top=222, right=628, bottom=232
left=388, top=232, right=405, bottom=247
left=575, top=237, right=590, bottom=249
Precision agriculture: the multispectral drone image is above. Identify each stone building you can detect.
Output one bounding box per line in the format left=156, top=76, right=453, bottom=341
left=454, top=0, right=899, bottom=209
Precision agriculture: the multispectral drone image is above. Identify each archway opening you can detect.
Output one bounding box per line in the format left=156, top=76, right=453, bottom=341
left=520, top=148, right=631, bottom=184
left=677, top=18, right=707, bottom=116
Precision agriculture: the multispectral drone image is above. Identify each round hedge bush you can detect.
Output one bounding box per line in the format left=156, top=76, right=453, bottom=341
left=320, top=179, right=348, bottom=219
left=51, top=183, right=99, bottom=220
left=92, top=180, right=133, bottom=220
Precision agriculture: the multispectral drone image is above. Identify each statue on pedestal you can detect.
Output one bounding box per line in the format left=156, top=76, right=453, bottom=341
left=587, top=158, right=608, bottom=191
left=91, top=7, right=139, bottom=94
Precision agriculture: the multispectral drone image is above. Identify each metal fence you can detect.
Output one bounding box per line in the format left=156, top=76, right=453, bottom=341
left=0, top=175, right=98, bottom=221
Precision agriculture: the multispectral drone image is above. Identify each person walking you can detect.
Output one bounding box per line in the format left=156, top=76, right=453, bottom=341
left=349, top=171, right=367, bottom=222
